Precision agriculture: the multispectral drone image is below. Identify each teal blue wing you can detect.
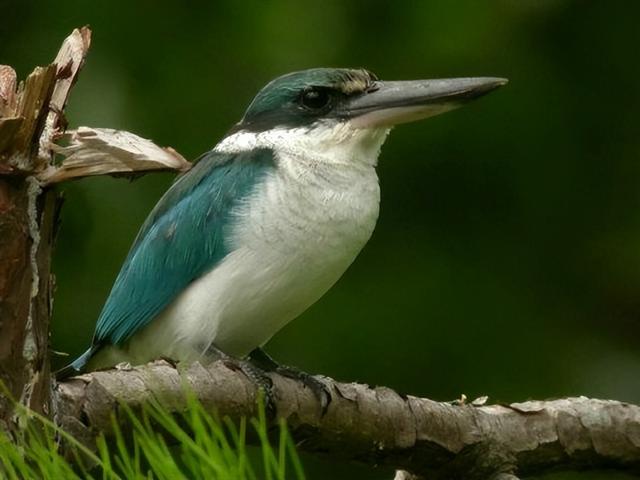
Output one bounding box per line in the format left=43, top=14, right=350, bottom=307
left=91, top=148, right=275, bottom=347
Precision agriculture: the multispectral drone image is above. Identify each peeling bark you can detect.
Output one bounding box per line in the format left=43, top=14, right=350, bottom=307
left=0, top=177, right=57, bottom=425
left=55, top=360, right=640, bottom=479
left=41, top=127, right=191, bottom=184
left=0, top=27, right=91, bottom=426
left=0, top=28, right=191, bottom=430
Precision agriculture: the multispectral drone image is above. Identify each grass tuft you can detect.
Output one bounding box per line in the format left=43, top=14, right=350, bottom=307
left=0, top=388, right=305, bottom=480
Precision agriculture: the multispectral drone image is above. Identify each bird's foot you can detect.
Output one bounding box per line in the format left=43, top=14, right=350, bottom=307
left=234, top=360, right=276, bottom=418
left=276, top=366, right=331, bottom=414
left=204, top=344, right=277, bottom=417
left=248, top=348, right=331, bottom=415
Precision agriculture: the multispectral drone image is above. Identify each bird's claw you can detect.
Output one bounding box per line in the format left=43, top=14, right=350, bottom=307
left=223, top=358, right=278, bottom=418
left=246, top=348, right=331, bottom=415
left=203, top=345, right=277, bottom=416
left=276, top=366, right=332, bottom=415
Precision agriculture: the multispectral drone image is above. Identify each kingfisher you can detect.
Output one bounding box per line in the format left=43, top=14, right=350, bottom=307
left=57, top=68, right=506, bottom=395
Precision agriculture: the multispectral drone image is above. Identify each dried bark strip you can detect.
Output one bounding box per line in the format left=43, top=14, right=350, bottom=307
left=55, top=360, right=640, bottom=479
left=40, top=127, right=191, bottom=184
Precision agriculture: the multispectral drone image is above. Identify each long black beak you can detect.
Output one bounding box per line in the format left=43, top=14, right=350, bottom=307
left=342, top=77, right=508, bottom=128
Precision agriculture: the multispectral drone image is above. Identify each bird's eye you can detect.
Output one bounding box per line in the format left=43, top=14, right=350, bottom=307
left=300, top=88, right=332, bottom=110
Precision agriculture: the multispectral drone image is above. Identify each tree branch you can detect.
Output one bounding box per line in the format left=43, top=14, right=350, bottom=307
left=55, top=360, right=640, bottom=479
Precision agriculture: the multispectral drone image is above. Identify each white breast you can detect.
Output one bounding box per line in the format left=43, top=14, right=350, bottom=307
left=211, top=148, right=381, bottom=356
left=94, top=123, right=389, bottom=367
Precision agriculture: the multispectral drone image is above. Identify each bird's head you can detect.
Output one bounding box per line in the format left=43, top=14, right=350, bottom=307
left=219, top=68, right=507, bottom=165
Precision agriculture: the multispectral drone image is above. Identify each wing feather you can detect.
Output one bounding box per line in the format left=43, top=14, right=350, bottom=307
left=92, top=148, right=275, bottom=346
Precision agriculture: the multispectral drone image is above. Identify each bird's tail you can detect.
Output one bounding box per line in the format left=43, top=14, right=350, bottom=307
left=55, top=347, right=95, bottom=381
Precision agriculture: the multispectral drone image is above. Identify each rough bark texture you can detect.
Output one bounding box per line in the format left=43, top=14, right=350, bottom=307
left=0, top=28, right=191, bottom=430
left=0, top=28, right=91, bottom=428
left=55, top=360, right=640, bottom=479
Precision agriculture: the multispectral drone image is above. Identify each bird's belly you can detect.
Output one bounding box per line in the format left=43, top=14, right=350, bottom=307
left=133, top=229, right=372, bottom=361
left=193, top=240, right=363, bottom=356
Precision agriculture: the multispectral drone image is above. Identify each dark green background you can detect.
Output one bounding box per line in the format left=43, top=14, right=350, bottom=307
left=2, top=1, right=639, bottom=478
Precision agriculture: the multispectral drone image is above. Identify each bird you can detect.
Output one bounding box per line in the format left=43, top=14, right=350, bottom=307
left=57, top=68, right=506, bottom=387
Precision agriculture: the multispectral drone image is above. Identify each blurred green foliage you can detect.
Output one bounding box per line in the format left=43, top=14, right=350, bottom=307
left=2, top=1, right=640, bottom=478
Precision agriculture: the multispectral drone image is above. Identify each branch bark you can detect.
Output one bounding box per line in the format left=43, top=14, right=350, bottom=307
left=55, top=360, right=640, bottom=479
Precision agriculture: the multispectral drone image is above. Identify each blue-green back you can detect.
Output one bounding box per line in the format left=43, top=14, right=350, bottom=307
left=93, top=148, right=276, bottom=346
